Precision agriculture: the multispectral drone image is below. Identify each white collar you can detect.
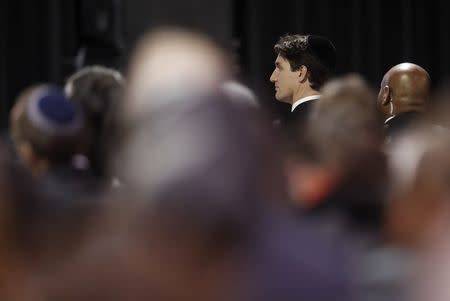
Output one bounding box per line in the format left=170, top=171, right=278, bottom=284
left=384, top=115, right=396, bottom=124
left=291, top=95, right=321, bottom=112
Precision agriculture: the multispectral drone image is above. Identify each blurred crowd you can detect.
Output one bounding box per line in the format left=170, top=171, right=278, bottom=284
left=2, top=28, right=450, bottom=301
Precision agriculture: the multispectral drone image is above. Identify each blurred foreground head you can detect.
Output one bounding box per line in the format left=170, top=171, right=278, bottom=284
left=287, top=75, right=386, bottom=229
left=116, top=91, right=283, bottom=223
left=9, top=85, right=85, bottom=175
left=65, top=66, right=124, bottom=178
left=309, top=74, right=384, bottom=171
left=115, top=28, right=284, bottom=258
left=117, top=26, right=281, bottom=208
left=125, top=27, right=230, bottom=122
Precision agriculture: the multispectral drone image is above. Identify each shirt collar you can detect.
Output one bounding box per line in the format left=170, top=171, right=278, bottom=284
left=291, top=95, right=321, bottom=112
left=384, top=115, right=396, bottom=124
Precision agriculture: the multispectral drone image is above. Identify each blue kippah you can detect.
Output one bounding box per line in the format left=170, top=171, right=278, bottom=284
left=37, top=89, right=77, bottom=125
left=27, top=86, right=83, bottom=134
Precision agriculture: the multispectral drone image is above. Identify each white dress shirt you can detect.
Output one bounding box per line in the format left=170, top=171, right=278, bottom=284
left=384, top=115, right=396, bottom=124
left=291, top=95, right=321, bottom=112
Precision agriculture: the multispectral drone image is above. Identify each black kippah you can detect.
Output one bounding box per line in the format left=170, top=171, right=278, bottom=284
left=307, top=35, right=336, bottom=72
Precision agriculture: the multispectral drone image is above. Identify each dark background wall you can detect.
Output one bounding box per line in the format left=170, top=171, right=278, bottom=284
left=241, top=0, right=450, bottom=114
left=1, top=0, right=450, bottom=126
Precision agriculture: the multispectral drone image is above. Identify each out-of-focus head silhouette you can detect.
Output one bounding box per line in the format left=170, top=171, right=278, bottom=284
left=9, top=85, right=85, bottom=175
left=305, top=74, right=385, bottom=184
left=287, top=74, right=386, bottom=230
left=106, top=31, right=293, bottom=301
left=117, top=91, right=283, bottom=217
left=124, top=27, right=230, bottom=122
left=118, top=27, right=283, bottom=209
left=64, top=65, right=124, bottom=178
left=377, top=63, right=431, bottom=119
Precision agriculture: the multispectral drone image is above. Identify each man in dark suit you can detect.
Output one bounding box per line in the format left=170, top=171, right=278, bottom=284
left=269, top=34, right=336, bottom=129
left=377, top=63, right=431, bottom=140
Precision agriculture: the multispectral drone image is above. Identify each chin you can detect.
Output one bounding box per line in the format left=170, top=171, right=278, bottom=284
left=275, top=95, right=290, bottom=104
left=274, top=93, right=284, bottom=101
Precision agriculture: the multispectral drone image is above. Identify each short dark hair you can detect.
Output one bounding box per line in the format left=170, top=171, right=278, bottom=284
left=274, top=34, right=335, bottom=90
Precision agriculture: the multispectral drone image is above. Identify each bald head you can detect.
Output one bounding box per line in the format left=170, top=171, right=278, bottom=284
left=378, top=63, right=431, bottom=118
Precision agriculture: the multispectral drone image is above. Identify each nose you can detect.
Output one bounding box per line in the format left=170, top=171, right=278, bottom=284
left=270, top=70, right=277, bottom=83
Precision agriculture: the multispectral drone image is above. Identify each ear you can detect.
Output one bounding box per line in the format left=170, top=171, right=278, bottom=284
left=381, top=85, right=391, bottom=106
left=298, top=65, right=308, bottom=83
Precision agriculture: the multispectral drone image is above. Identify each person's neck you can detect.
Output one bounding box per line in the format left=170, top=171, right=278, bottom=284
left=292, top=86, right=320, bottom=103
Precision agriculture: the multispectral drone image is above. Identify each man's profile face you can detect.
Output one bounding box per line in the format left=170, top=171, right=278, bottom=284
left=269, top=55, right=300, bottom=103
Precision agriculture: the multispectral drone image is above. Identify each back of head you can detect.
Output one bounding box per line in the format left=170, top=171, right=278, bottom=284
left=380, top=63, right=431, bottom=115
left=10, top=85, right=85, bottom=168
left=65, top=66, right=124, bottom=177
left=118, top=91, right=281, bottom=208
left=125, top=27, right=230, bottom=122
left=65, top=65, right=123, bottom=127
left=309, top=74, right=384, bottom=171
left=120, top=27, right=284, bottom=243
left=274, top=34, right=336, bottom=90
left=305, top=75, right=387, bottom=228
